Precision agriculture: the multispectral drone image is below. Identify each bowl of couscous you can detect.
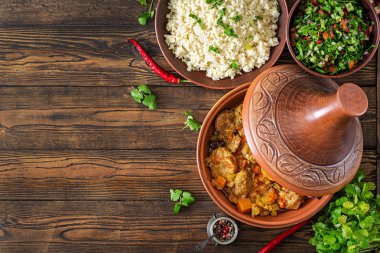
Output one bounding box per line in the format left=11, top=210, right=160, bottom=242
left=155, top=0, right=288, bottom=89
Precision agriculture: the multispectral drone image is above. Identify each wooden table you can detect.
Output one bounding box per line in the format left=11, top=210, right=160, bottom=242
left=0, top=1, right=378, bottom=252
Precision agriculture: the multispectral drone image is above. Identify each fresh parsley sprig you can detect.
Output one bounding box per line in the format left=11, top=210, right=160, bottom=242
left=230, top=60, right=240, bottom=70
left=137, top=0, right=155, bottom=25
left=232, top=14, right=242, bottom=22
left=170, top=189, right=196, bottom=214
left=131, top=84, right=157, bottom=110
left=309, top=170, right=380, bottom=253
left=209, top=46, right=221, bottom=54
left=183, top=111, right=202, bottom=131
left=189, top=14, right=204, bottom=29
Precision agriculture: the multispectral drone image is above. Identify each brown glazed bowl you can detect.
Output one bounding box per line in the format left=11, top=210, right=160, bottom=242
left=286, top=0, right=380, bottom=79
left=196, top=83, right=333, bottom=228
left=155, top=0, right=288, bottom=90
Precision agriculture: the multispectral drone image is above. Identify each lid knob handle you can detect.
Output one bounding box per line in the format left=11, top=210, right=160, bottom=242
left=336, top=83, right=368, bottom=118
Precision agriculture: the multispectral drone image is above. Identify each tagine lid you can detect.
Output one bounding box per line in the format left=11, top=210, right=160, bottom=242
left=242, top=65, right=368, bottom=196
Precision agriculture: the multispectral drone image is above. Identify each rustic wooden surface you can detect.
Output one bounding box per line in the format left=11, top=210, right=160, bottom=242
left=0, top=0, right=378, bottom=252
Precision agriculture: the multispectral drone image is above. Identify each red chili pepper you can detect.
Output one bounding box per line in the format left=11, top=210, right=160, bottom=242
left=258, top=219, right=310, bottom=253
left=128, top=39, right=189, bottom=84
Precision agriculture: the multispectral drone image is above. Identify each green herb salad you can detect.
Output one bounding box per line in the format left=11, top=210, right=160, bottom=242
left=290, top=0, right=375, bottom=75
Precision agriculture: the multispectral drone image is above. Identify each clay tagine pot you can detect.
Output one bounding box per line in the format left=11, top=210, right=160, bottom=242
left=243, top=64, right=367, bottom=196
left=197, top=64, right=368, bottom=228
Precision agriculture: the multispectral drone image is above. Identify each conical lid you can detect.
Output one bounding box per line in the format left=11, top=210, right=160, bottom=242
left=242, top=65, right=368, bottom=196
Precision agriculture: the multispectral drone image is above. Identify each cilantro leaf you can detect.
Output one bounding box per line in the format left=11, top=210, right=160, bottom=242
left=142, top=94, right=157, bottom=110
left=184, top=111, right=202, bottom=131
left=173, top=203, right=182, bottom=214
left=130, top=85, right=157, bottom=110
left=138, top=84, right=152, bottom=95
left=138, top=0, right=147, bottom=6
left=138, top=12, right=150, bottom=25
left=170, top=189, right=182, bottom=202
left=131, top=89, right=144, bottom=103
left=230, top=60, right=240, bottom=70
left=209, top=46, right=221, bottom=54
left=189, top=14, right=204, bottom=29
left=137, top=0, right=155, bottom=25
left=232, top=15, right=242, bottom=22
left=309, top=170, right=380, bottom=253
left=181, top=191, right=195, bottom=207
left=170, top=189, right=195, bottom=214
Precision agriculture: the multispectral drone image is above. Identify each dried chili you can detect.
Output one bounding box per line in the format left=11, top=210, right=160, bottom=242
left=258, top=219, right=310, bottom=253
left=128, top=39, right=189, bottom=84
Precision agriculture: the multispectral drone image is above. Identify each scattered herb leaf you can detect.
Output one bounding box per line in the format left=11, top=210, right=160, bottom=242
left=130, top=84, right=157, bottom=110
left=230, top=60, right=240, bottom=70
left=255, top=16, right=263, bottom=20
left=232, top=15, right=242, bottom=22
left=209, top=46, right=221, bottom=54
left=170, top=189, right=183, bottom=202
left=184, top=111, right=202, bottom=131
left=218, top=7, right=226, bottom=17
left=170, top=189, right=195, bottom=214
left=309, top=170, right=380, bottom=253
left=189, top=13, right=204, bottom=29
left=217, top=18, right=238, bottom=38
left=137, top=0, right=147, bottom=6
left=137, top=0, right=155, bottom=25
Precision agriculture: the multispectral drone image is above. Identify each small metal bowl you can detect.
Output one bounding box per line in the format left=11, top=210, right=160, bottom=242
left=207, top=214, right=239, bottom=245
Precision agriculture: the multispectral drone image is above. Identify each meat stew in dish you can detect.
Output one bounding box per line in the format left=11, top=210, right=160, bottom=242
left=205, top=103, right=304, bottom=217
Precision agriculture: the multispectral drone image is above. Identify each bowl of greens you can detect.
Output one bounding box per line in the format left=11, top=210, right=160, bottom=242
left=287, top=0, right=380, bottom=78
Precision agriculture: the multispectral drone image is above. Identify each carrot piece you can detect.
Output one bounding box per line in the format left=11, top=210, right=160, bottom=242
left=237, top=198, right=252, bottom=213
left=323, top=31, right=329, bottom=40
left=212, top=176, right=227, bottom=190
left=329, top=30, right=335, bottom=39
left=253, top=164, right=261, bottom=174
left=329, top=66, right=336, bottom=73
left=349, top=60, right=355, bottom=70
left=340, top=19, right=349, bottom=32
left=311, top=0, right=318, bottom=6
left=318, top=9, right=325, bottom=15
left=369, top=25, right=373, bottom=34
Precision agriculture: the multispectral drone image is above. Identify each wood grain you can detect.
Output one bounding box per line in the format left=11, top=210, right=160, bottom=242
left=0, top=0, right=378, bottom=252
left=0, top=27, right=376, bottom=87
left=0, top=150, right=376, bottom=201
left=0, top=200, right=343, bottom=253
left=0, top=86, right=375, bottom=150
left=0, top=0, right=298, bottom=26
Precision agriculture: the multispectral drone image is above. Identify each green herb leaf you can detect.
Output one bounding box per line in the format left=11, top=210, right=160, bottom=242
left=170, top=189, right=182, bottom=202
left=138, top=12, right=150, bottom=25
left=181, top=191, right=195, bottom=207
left=230, top=60, right=240, bottom=70
left=142, top=94, right=157, bottom=110
left=255, top=16, right=263, bottom=20
left=184, top=111, right=202, bottom=131
left=138, top=0, right=147, bottom=6
left=232, top=15, right=242, bottom=22
left=189, top=13, right=204, bottom=29
left=173, top=203, right=182, bottom=214
left=137, top=84, right=152, bottom=95
left=131, top=85, right=157, bottom=110
left=309, top=170, right=380, bottom=253
left=209, top=46, right=221, bottom=54
left=131, top=89, right=144, bottom=103
left=170, top=189, right=195, bottom=214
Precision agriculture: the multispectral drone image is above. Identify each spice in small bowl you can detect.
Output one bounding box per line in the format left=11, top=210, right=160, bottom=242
left=207, top=215, right=238, bottom=245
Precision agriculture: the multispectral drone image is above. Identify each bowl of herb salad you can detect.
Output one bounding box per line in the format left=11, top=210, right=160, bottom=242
left=287, top=0, right=379, bottom=78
